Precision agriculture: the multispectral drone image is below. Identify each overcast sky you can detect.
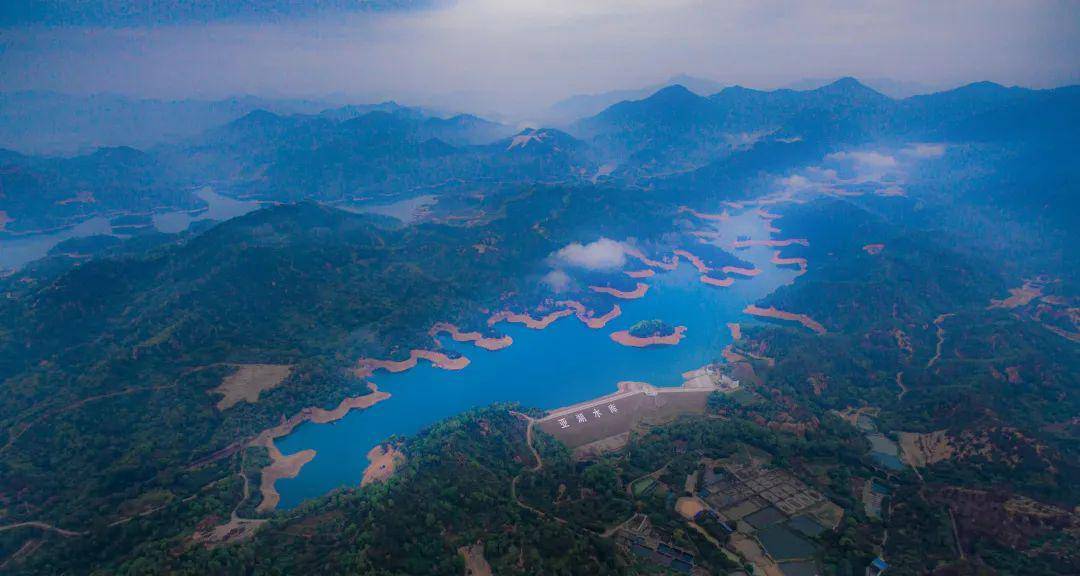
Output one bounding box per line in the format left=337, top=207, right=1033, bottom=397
left=2, top=0, right=1078, bottom=118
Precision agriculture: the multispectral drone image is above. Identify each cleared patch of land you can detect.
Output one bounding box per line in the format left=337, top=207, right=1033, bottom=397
left=458, top=542, right=493, bottom=576
left=899, top=430, right=954, bottom=467
left=675, top=496, right=707, bottom=520
left=211, top=364, right=293, bottom=410
left=989, top=279, right=1043, bottom=309
left=361, top=444, right=405, bottom=486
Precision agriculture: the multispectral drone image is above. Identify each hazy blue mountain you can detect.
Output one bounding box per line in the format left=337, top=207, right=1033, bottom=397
left=0, top=91, right=343, bottom=155
left=545, top=74, right=724, bottom=124
left=785, top=76, right=943, bottom=98
left=0, top=145, right=191, bottom=231
left=317, top=101, right=417, bottom=122
left=570, top=78, right=894, bottom=176
left=421, top=113, right=515, bottom=146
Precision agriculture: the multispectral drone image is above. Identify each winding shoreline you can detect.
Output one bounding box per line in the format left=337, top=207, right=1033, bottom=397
left=700, top=275, right=735, bottom=287
left=673, top=249, right=711, bottom=274
left=770, top=250, right=808, bottom=275
left=721, top=265, right=761, bottom=277
left=356, top=349, right=470, bottom=377
left=253, top=382, right=392, bottom=512
left=679, top=206, right=730, bottom=221
left=557, top=301, right=622, bottom=329
left=430, top=322, right=513, bottom=351
left=488, top=308, right=574, bottom=329
left=590, top=282, right=650, bottom=299
left=626, top=246, right=760, bottom=288
left=732, top=238, right=809, bottom=249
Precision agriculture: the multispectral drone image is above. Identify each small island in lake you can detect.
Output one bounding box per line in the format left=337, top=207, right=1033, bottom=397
left=610, top=319, right=686, bottom=347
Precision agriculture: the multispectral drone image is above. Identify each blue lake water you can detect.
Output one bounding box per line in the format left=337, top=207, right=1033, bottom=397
left=152, top=187, right=261, bottom=233
left=339, top=194, right=437, bottom=224
left=274, top=209, right=804, bottom=508
left=0, top=187, right=259, bottom=272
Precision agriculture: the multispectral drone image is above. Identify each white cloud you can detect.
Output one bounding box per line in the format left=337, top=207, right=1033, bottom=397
left=541, top=269, right=572, bottom=292
left=804, top=166, right=839, bottom=182
left=826, top=151, right=898, bottom=170
left=778, top=174, right=813, bottom=191
left=553, top=238, right=627, bottom=271
left=902, top=143, right=946, bottom=158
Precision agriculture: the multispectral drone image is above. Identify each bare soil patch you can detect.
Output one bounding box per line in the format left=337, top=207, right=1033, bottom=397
left=899, top=430, right=954, bottom=467
left=211, top=364, right=293, bottom=410
left=458, top=542, right=494, bottom=576
left=361, top=444, right=405, bottom=487
left=675, top=496, right=707, bottom=520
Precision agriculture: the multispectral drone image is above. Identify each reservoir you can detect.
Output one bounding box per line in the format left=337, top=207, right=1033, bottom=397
left=273, top=208, right=804, bottom=508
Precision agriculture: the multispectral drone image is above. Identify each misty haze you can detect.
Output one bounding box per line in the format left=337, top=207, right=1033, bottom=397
left=0, top=1, right=1077, bottom=575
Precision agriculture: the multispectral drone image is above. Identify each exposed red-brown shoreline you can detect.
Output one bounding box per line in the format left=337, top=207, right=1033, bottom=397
left=700, top=275, right=735, bottom=287
left=673, top=249, right=711, bottom=274
left=489, top=301, right=621, bottom=331
left=771, top=250, right=808, bottom=274
left=727, top=322, right=742, bottom=340
left=862, top=243, right=885, bottom=255
left=609, top=325, right=687, bottom=347
left=429, top=322, right=513, bottom=351
left=590, top=282, right=650, bottom=299
left=557, top=300, right=622, bottom=328
left=721, top=265, right=761, bottom=277
left=627, top=247, right=761, bottom=287
left=678, top=206, right=730, bottom=221
left=253, top=382, right=391, bottom=511
left=625, top=268, right=655, bottom=278
left=488, top=308, right=573, bottom=329
left=355, top=349, right=470, bottom=378
left=731, top=238, right=809, bottom=249
left=625, top=247, right=679, bottom=270
left=743, top=305, right=826, bottom=334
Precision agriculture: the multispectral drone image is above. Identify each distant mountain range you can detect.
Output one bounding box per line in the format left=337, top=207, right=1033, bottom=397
left=571, top=77, right=1079, bottom=181
left=2, top=77, right=1076, bottom=232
